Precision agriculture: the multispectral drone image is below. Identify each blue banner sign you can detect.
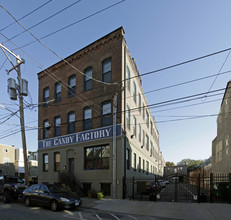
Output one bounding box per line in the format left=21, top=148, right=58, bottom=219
left=38, top=124, right=122, bottom=149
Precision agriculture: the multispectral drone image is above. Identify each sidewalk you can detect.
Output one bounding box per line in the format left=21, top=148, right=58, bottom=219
left=82, top=197, right=231, bottom=220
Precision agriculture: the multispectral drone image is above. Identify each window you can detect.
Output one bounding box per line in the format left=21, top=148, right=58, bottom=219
left=150, top=121, right=153, bottom=135
left=54, top=116, right=61, bottom=137
left=133, top=153, right=136, bottom=171
left=43, top=120, right=49, bottom=139
left=133, top=81, right=136, bottom=103
left=55, top=82, right=61, bottom=102
left=84, top=107, right=92, bottom=130
left=142, top=130, right=145, bottom=147
left=146, top=134, right=149, bottom=151
left=150, top=141, right=153, bottom=156
left=68, top=112, right=75, bottom=133
left=126, top=104, right=130, bottom=130
left=126, top=148, right=130, bottom=170
left=54, top=152, right=60, bottom=172
left=133, top=116, right=136, bottom=137
left=126, top=66, right=130, bottom=91
left=102, top=58, right=112, bottom=83
left=43, top=154, right=48, bottom=172
left=68, top=75, right=76, bottom=97
left=138, top=124, right=141, bottom=142
left=146, top=110, right=149, bottom=128
left=146, top=161, right=149, bottom=174
left=84, top=67, right=92, bottom=91
left=3, top=148, right=8, bottom=153
left=138, top=93, right=141, bottom=113
left=143, top=103, right=145, bottom=119
left=101, top=101, right=111, bottom=127
left=43, top=87, right=49, bottom=107
left=143, top=159, right=145, bottom=173
left=139, top=157, right=141, bottom=172
left=84, top=145, right=110, bottom=169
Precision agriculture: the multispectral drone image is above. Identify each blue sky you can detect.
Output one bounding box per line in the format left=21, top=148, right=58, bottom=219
left=1, top=0, right=231, bottom=164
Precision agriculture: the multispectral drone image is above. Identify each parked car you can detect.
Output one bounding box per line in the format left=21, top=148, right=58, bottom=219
left=157, top=179, right=166, bottom=188
left=23, top=183, right=82, bottom=211
left=0, top=175, right=27, bottom=203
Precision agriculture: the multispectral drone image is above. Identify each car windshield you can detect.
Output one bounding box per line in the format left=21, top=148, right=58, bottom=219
left=5, top=177, right=24, bottom=184
left=47, top=184, right=69, bottom=193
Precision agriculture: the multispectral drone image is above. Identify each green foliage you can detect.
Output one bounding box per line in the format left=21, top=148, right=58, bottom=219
left=177, top=158, right=203, bottom=171
left=165, top=161, right=175, bottom=166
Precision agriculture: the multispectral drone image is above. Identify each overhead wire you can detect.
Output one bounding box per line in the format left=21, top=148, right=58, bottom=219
left=15, top=0, right=126, bottom=50
left=0, top=0, right=53, bottom=32
left=3, top=0, right=82, bottom=43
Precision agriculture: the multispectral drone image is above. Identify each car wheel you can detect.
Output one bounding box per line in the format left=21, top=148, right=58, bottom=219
left=3, top=191, right=12, bottom=203
left=50, top=200, right=58, bottom=211
left=25, top=197, right=31, bottom=207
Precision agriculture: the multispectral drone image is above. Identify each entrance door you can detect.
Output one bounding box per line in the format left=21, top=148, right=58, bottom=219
left=69, top=158, right=74, bottom=176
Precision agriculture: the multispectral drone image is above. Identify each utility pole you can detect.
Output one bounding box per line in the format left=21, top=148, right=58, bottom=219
left=112, top=93, right=117, bottom=199
left=0, top=43, right=29, bottom=186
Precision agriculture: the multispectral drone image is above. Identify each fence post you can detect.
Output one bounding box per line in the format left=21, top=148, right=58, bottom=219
left=197, top=173, right=201, bottom=203
left=229, top=173, right=231, bottom=204
left=210, top=173, right=214, bottom=203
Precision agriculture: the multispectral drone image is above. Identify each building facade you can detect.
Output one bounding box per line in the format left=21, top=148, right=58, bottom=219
left=212, top=81, right=231, bottom=173
left=0, top=144, right=15, bottom=175
left=37, top=27, right=164, bottom=199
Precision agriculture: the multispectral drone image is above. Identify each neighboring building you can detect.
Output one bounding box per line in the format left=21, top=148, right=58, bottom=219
left=164, top=165, right=188, bottom=178
left=15, top=148, right=38, bottom=177
left=0, top=144, right=15, bottom=175
left=15, top=148, right=25, bottom=177
left=212, top=81, right=231, bottom=173
left=37, top=27, right=164, bottom=199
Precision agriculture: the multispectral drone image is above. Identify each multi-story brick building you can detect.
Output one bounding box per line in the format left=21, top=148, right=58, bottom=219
left=212, top=81, right=231, bottom=173
left=37, top=27, right=164, bottom=199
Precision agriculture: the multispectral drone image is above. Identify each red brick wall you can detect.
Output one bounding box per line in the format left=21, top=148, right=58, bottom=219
left=38, top=28, right=124, bottom=140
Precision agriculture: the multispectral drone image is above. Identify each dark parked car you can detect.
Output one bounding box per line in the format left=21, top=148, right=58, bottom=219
left=23, top=183, right=82, bottom=211
left=0, top=175, right=27, bottom=203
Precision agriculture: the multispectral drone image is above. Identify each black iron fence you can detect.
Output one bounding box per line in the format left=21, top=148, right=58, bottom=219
left=128, top=173, right=231, bottom=204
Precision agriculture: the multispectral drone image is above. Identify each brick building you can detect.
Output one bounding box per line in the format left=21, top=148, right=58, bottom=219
left=38, top=27, right=164, bottom=199
left=212, top=81, right=231, bottom=173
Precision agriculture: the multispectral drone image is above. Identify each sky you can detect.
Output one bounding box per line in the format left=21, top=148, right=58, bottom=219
left=1, top=0, right=231, bottom=164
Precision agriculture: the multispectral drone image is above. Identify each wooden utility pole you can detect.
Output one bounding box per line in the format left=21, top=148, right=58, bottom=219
left=0, top=43, right=28, bottom=185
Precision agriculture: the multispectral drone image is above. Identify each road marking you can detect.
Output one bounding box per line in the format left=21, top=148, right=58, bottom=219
left=78, top=212, right=83, bottom=220
left=127, top=214, right=138, bottom=219
left=95, top=214, right=102, bottom=220
left=109, top=212, right=120, bottom=220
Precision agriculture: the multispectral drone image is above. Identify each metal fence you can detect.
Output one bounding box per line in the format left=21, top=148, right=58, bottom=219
left=128, top=173, right=231, bottom=204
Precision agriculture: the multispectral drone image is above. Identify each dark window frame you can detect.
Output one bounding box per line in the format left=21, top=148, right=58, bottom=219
left=84, top=145, right=110, bottom=170
left=68, top=111, right=75, bottom=134
left=43, top=154, right=48, bottom=172
left=43, top=87, right=49, bottom=107
left=54, top=152, right=60, bottom=172
left=55, top=82, right=61, bottom=103
left=84, top=67, right=93, bottom=91
left=102, top=58, right=112, bottom=83
left=54, top=116, right=61, bottom=137
left=68, top=75, right=76, bottom=97
left=101, top=101, right=112, bottom=127
left=43, top=119, right=49, bottom=139
left=83, top=107, right=92, bottom=130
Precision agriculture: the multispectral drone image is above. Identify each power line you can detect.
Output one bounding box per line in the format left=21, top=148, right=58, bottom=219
left=4, top=0, right=82, bottom=42
left=14, top=0, right=126, bottom=50
left=126, top=47, right=231, bottom=81
left=0, top=0, right=53, bottom=32
left=0, top=3, right=118, bottom=87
